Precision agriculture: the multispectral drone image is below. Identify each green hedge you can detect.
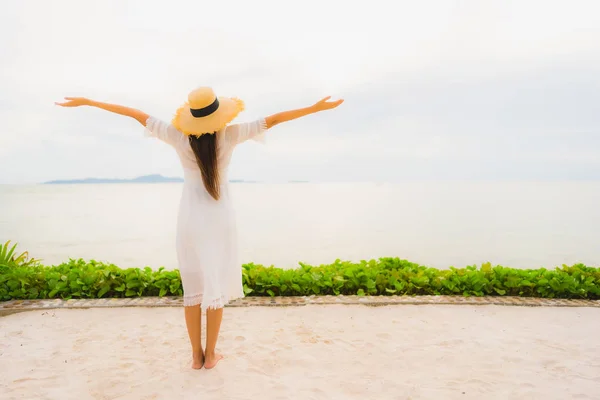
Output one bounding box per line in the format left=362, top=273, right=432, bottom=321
left=1, top=258, right=599, bottom=301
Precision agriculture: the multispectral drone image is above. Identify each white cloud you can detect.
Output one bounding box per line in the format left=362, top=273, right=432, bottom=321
left=1, top=0, right=600, bottom=183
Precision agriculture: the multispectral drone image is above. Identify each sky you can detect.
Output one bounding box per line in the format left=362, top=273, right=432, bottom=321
left=1, top=0, right=599, bottom=184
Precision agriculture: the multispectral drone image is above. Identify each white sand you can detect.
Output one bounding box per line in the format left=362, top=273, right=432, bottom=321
left=1, top=305, right=599, bottom=400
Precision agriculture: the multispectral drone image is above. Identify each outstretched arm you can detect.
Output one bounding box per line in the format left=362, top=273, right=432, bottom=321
left=55, top=97, right=149, bottom=126
left=265, top=96, right=343, bottom=129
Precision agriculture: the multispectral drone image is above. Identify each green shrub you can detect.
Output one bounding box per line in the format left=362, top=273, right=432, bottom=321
left=0, top=259, right=182, bottom=301
left=242, top=259, right=599, bottom=299
left=0, top=240, right=41, bottom=270
left=1, top=255, right=599, bottom=301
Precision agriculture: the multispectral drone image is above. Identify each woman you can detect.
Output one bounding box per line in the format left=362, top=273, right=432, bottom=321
left=55, top=87, right=343, bottom=369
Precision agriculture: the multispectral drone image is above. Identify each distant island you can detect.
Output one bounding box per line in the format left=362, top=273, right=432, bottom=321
left=43, top=174, right=265, bottom=184
left=44, top=174, right=184, bottom=184
left=229, top=179, right=260, bottom=183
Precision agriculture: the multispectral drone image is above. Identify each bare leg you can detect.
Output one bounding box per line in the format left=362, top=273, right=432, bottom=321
left=204, top=307, right=224, bottom=369
left=184, top=305, right=203, bottom=369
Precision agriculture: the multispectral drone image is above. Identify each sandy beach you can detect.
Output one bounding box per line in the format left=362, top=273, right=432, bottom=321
left=1, top=304, right=599, bottom=400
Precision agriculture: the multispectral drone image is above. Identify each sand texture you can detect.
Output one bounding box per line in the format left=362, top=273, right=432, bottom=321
left=1, top=305, right=599, bottom=400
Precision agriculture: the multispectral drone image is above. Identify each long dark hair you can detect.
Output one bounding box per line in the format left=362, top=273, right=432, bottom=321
left=189, top=133, right=220, bottom=200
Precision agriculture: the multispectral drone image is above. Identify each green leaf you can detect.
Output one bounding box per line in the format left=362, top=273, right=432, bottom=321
left=98, top=286, right=110, bottom=298
left=126, top=280, right=140, bottom=289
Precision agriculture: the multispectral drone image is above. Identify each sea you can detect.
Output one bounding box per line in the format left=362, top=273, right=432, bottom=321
left=1, top=182, right=599, bottom=270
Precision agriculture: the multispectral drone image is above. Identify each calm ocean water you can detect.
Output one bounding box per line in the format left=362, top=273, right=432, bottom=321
left=1, top=182, right=599, bottom=270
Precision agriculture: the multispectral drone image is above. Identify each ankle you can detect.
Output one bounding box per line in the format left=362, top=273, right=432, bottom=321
left=205, top=349, right=216, bottom=358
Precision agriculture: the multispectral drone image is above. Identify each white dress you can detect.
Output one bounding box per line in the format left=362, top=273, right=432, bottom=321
left=143, top=116, right=267, bottom=311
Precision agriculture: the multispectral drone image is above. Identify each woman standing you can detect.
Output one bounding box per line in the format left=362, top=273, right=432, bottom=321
left=56, top=87, right=343, bottom=369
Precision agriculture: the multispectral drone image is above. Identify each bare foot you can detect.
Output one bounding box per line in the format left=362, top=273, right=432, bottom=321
left=191, top=351, right=204, bottom=369
left=204, top=352, right=223, bottom=369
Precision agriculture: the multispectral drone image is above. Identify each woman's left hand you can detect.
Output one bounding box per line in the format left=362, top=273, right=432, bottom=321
left=55, top=97, right=91, bottom=107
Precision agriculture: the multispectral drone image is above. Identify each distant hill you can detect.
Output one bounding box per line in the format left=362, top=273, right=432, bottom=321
left=43, top=175, right=268, bottom=184
left=43, top=174, right=183, bottom=184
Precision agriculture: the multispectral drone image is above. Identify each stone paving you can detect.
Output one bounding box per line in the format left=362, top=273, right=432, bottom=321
left=1, top=295, right=599, bottom=316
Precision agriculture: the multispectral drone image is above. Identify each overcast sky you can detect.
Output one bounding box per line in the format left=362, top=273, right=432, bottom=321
left=1, top=0, right=599, bottom=184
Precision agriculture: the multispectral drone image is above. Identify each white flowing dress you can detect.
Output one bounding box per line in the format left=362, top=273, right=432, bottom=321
left=143, top=116, right=267, bottom=311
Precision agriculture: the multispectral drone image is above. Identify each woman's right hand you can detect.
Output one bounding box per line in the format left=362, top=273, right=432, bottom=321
left=265, top=95, right=344, bottom=129
left=55, top=97, right=91, bottom=107
left=312, top=96, right=344, bottom=112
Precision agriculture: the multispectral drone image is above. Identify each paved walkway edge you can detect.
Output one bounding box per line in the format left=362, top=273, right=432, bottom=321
left=1, top=295, right=599, bottom=316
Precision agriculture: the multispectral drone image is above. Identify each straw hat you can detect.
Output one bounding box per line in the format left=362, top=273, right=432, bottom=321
left=172, top=87, right=245, bottom=136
